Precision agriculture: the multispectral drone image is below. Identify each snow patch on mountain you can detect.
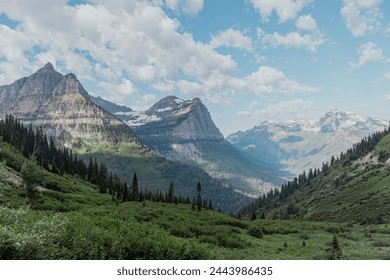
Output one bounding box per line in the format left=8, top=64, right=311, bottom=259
left=228, top=109, right=388, bottom=177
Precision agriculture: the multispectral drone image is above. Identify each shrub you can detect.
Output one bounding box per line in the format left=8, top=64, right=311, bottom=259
left=248, top=227, right=264, bottom=239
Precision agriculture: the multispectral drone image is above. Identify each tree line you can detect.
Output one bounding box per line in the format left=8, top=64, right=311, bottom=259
left=238, top=127, right=390, bottom=217
left=0, top=114, right=212, bottom=209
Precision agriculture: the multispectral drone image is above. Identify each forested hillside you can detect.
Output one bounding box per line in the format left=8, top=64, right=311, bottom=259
left=239, top=128, right=390, bottom=225
left=1, top=119, right=390, bottom=259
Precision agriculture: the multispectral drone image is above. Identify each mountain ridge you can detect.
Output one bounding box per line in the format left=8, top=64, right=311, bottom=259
left=104, top=95, right=284, bottom=196
left=0, top=63, right=252, bottom=212
left=227, top=109, right=388, bottom=177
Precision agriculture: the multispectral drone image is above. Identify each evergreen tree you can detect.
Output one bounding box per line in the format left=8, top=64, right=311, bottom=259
left=168, top=183, right=174, bottom=203
left=196, top=182, right=202, bottom=211
left=122, top=181, right=129, bottom=202
left=251, top=212, right=257, bottom=221
left=130, top=173, right=139, bottom=201
left=326, top=235, right=342, bottom=260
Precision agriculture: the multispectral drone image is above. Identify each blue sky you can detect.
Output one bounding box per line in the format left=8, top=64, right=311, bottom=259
left=0, top=0, right=389, bottom=135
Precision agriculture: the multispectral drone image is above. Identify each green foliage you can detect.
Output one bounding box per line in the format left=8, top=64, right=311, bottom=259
left=324, top=235, right=342, bottom=260
left=2, top=123, right=390, bottom=260
left=248, top=226, right=264, bottom=239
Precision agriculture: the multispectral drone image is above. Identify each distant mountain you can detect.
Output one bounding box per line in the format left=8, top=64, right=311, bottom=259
left=90, top=95, right=133, bottom=116
left=108, top=95, right=284, bottom=196
left=238, top=129, right=390, bottom=224
left=227, top=109, right=388, bottom=177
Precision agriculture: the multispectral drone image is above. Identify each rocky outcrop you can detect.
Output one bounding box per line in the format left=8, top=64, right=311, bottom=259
left=109, top=95, right=284, bottom=195
left=0, top=63, right=137, bottom=149
left=90, top=95, right=133, bottom=116
left=132, top=96, right=224, bottom=141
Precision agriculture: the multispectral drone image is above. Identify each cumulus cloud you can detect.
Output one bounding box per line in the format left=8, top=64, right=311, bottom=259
left=295, top=14, right=317, bottom=30
left=349, top=42, right=383, bottom=68
left=260, top=31, right=324, bottom=52
left=341, top=0, right=383, bottom=37
left=0, top=0, right=317, bottom=108
left=209, top=28, right=253, bottom=52
left=249, top=0, right=312, bottom=23
left=98, top=78, right=137, bottom=103
left=230, top=66, right=318, bottom=95
left=384, top=72, right=390, bottom=79
left=165, top=0, right=204, bottom=16
left=0, top=0, right=234, bottom=104
left=237, top=99, right=313, bottom=120
left=257, top=15, right=326, bottom=52
left=257, top=15, right=325, bottom=52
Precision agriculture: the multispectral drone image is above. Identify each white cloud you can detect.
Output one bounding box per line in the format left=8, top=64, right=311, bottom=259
left=98, top=78, right=137, bottom=103
left=260, top=31, right=324, bottom=52
left=257, top=15, right=324, bottom=52
left=176, top=80, right=204, bottom=95
left=0, top=0, right=317, bottom=107
left=385, top=24, right=390, bottom=35
left=165, top=0, right=204, bottom=16
left=295, top=14, right=317, bottom=30
left=249, top=0, right=312, bottom=23
left=209, top=28, right=253, bottom=52
left=340, top=0, right=383, bottom=37
left=0, top=0, right=236, bottom=103
left=384, top=72, right=390, bottom=79
left=237, top=99, right=313, bottom=120
left=230, top=66, right=318, bottom=95
left=254, top=53, right=267, bottom=64
left=350, top=42, right=383, bottom=68
left=152, top=78, right=176, bottom=94
left=131, top=93, right=157, bottom=111
left=384, top=94, right=390, bottom=101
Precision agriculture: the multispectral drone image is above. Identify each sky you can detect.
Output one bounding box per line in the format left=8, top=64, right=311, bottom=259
left=0, top=0, right=389, bottom=136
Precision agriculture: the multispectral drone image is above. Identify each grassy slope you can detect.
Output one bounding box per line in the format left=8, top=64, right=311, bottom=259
left=1, top=140, right=390, bottom=259
left=253, top=134, right=390, bottom=225
left=76, top=139, right=251, bottom=213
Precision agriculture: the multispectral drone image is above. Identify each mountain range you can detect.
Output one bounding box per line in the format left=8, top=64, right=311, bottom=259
left=2, top=62, right=388, bottom=212
left=227, top=109, right=388, bottom=177
left=0, top=63, right=250, bottom=212
left=99, top=95, right=284, bottom=196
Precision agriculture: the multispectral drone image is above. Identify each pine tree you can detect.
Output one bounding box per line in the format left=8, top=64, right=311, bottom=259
left=122, top=181, right=129, bottom=202
left=196, top=182, right=202, bottom=211
left=130, top=173, right=139, bottom=201
left=168, top=183, right=174, bottom=203
left=251, top=212, right=257, bottom=221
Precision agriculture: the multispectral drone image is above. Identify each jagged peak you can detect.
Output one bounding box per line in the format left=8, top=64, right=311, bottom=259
left=44, top=62, right=54, bottom=69
left=64, top=73, right=77, bottom=80
left=36, top=62, right=57, bottom=73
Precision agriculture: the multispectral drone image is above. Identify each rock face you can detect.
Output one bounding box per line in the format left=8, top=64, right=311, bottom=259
left=90, top=95, right=133, bottom=116
left=0, top=63, right=137, bottom=149
left=227, top=109, right=388, bottom=177
left=129, top=96, right=224, bottom=141
left=109, top=95, right=284, bottom=196
left=0, top=63, right=255, bottom=213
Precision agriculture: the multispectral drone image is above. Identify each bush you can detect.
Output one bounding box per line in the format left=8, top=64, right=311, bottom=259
left=248, top=227, right=264, bottom=239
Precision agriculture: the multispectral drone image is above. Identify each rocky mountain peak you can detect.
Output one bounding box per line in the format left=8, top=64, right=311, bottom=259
left=52, top=72, right=89, bottom=100
left=0, top=62, right=137, bottom=149
left=44, top=62, right=54, bottom=69
left=90, top=95, right=132, bottom=115
left=146, top=95, right=185, bottom=116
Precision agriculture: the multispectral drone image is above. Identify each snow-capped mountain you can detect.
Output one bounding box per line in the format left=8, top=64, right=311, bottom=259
left=227, top=109, right=388, bottom=177
left=108, top=95, right=284, bottom=196
left=0, top=63, right=255, bottom=212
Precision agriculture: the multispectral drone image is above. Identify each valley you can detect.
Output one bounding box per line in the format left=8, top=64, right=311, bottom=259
left=0, top=63, right=390, bottom=260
